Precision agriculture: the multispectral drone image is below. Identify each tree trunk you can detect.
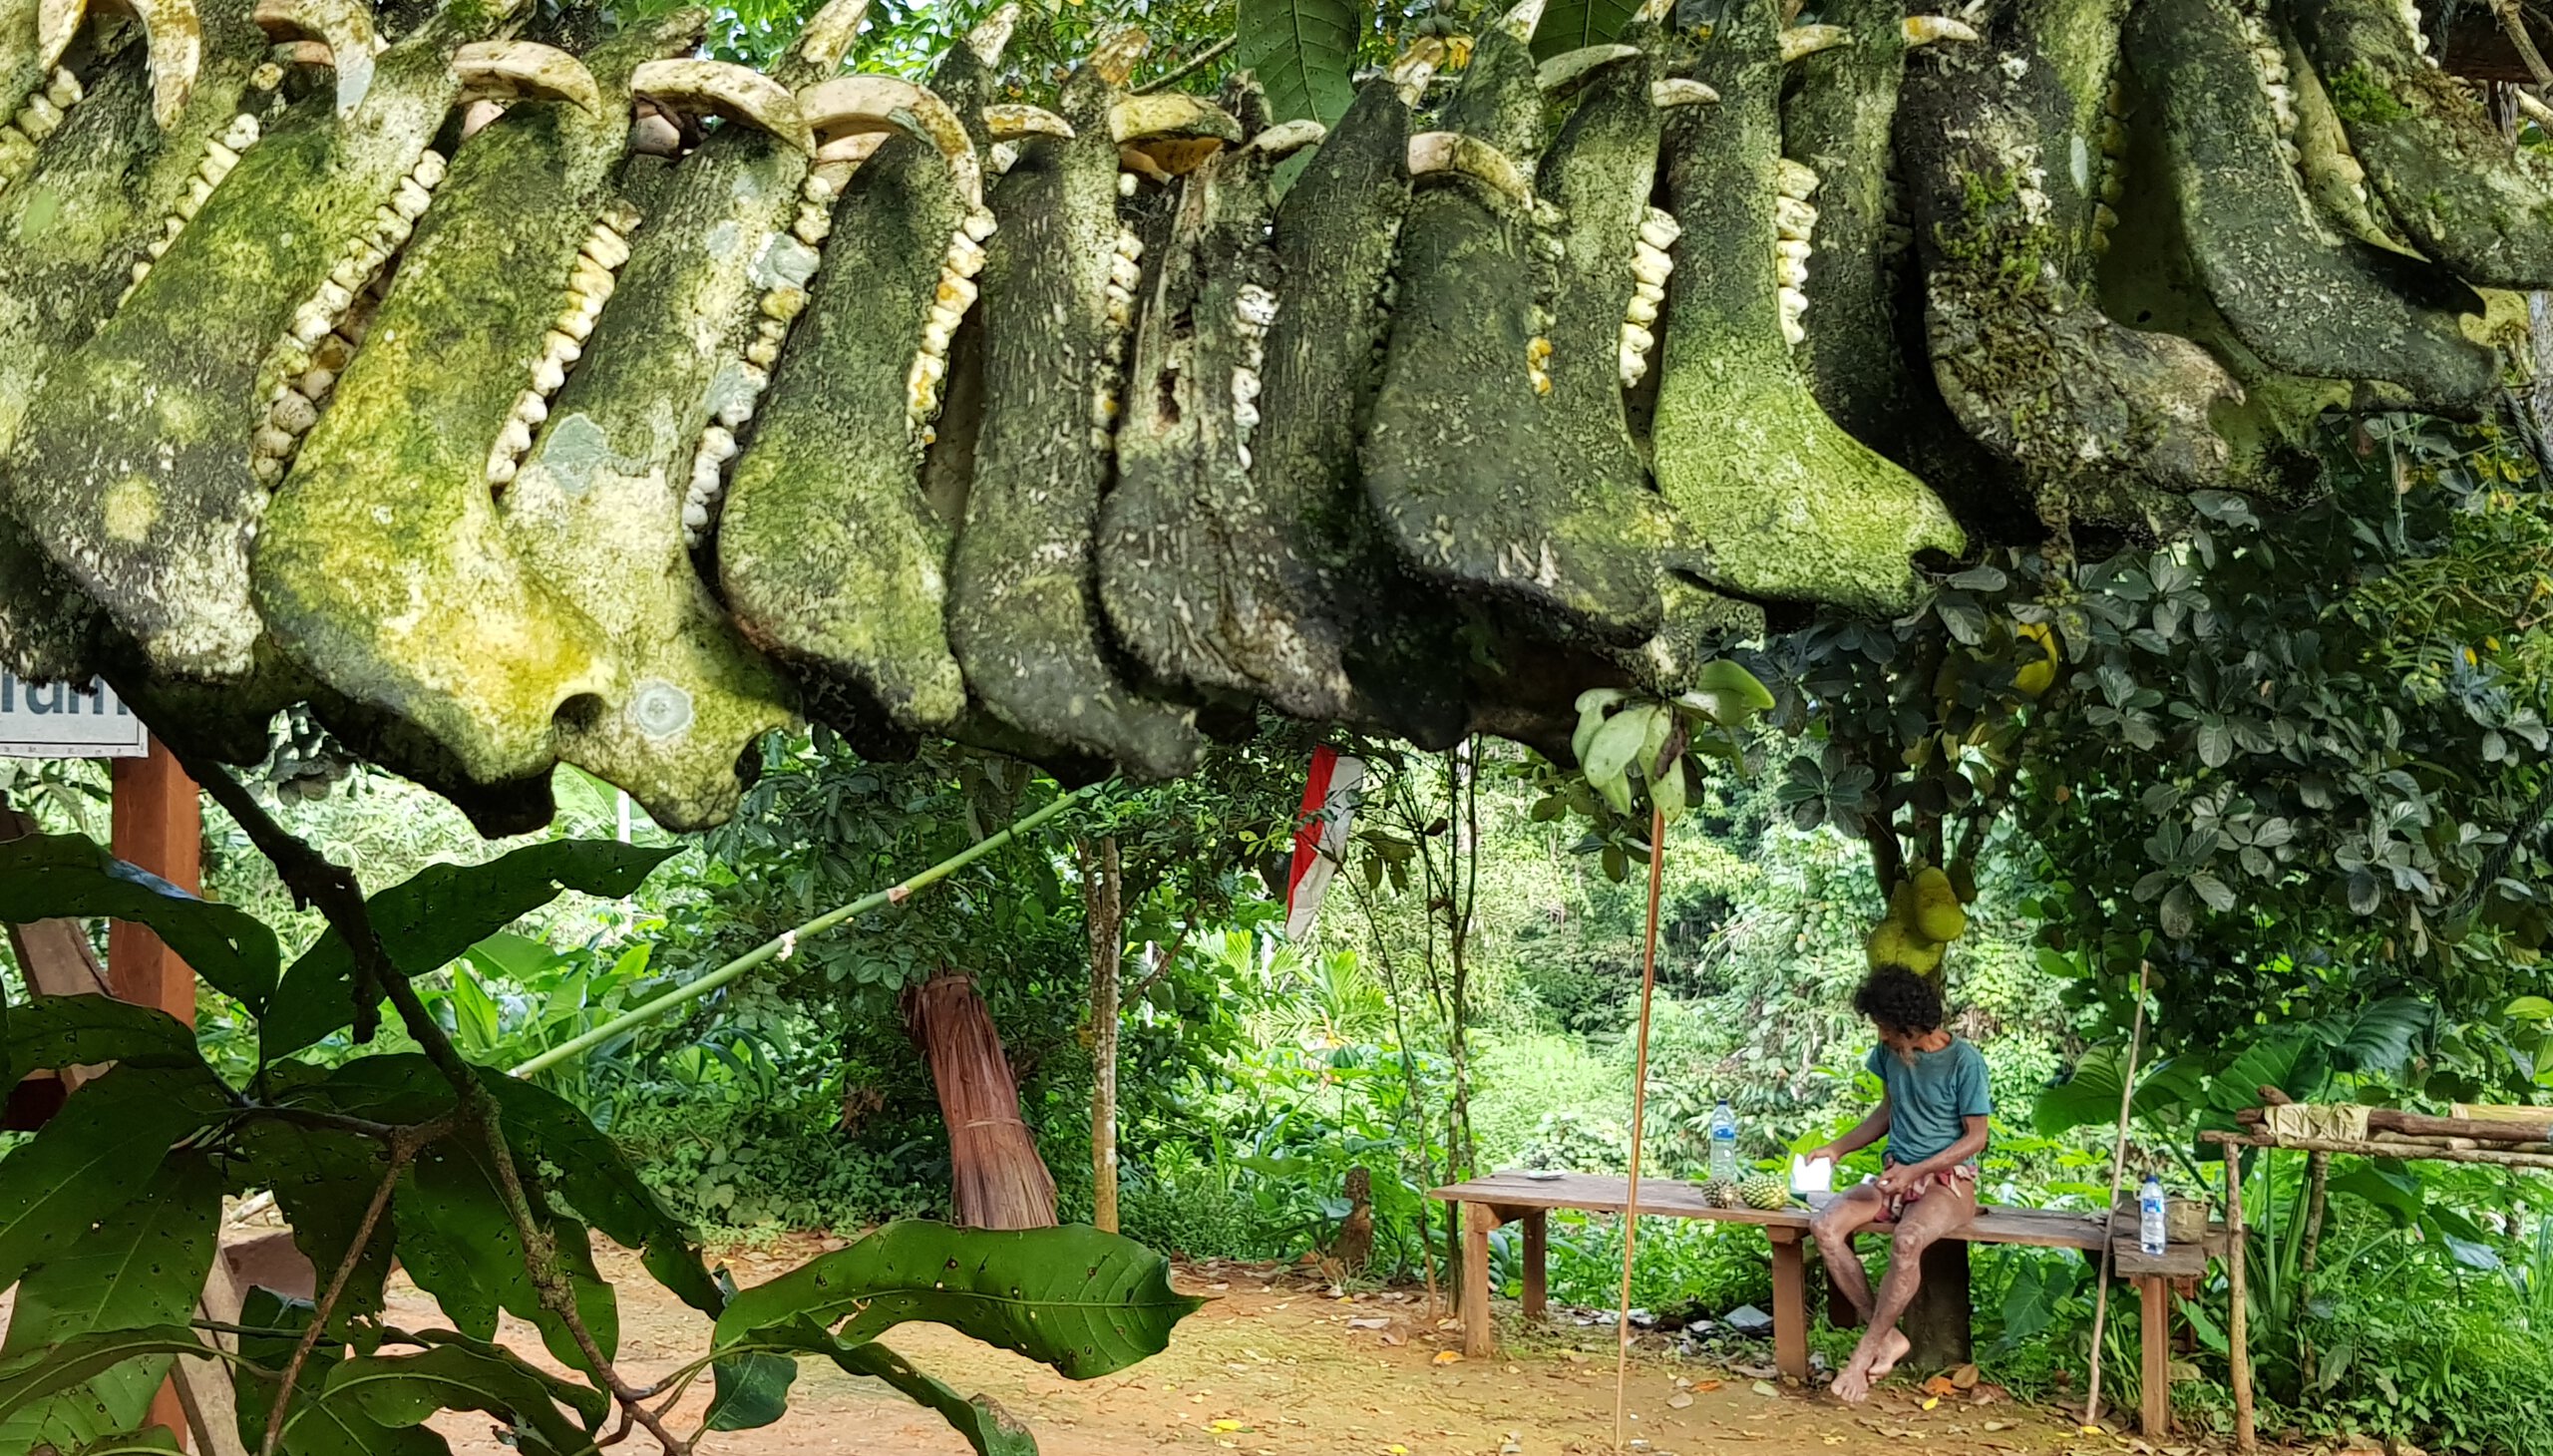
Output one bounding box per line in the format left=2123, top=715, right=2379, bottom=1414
left=1903, top=1243, right=1974, bottom=1372
left=1082, top=837, right=1124, bottom=1233
left=907, top=964, right=1058, bottom=1230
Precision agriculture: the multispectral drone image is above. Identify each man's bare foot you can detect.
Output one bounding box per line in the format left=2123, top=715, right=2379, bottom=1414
left=1865, top=1327, right=1912, bottom=1385
left=1830, top=1361, right=1873, bottom=1404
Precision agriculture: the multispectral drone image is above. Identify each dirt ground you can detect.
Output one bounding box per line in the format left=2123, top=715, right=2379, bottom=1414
left=376, top=1237, right=2157, bottom=1456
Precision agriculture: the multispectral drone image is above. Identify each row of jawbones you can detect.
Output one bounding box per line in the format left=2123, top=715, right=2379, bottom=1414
left=0, top=0, right=2535, bottom=834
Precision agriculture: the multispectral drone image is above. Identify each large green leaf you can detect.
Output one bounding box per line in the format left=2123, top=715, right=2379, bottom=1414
left=1237, top=0, right=1359, bottom=127
left=1531, top=0, right=1640, bottom=57
left=260, top=841, right=678, bottom=1061
left=311, top=1344, right=595, bottom=1456
left=0, top=1152, right=222, bottom=1454
left=228, top=1118, right=399, bottom=1335
left=0, top=996, right=207, bottom=1090
left=2326, top=996, right=2436, bottom=1076
left=0, top=1328, right=212, bottom=1429
left=477, top=1071, right=723, bottom=1318
left=0, top=1065, right=236, bottom=1292
left=715, top=1223, right=1198, bottom=1381
left=715, top=1324, right=1036, bottom=1456
left=0, top=835, right=282, bottom=1009
left=393, top=1135, right=618, bottom=1377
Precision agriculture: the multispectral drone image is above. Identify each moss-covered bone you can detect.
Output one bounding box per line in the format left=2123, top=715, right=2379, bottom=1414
left=1099, top=84, right=1353, bottom=713
left=2284, top=0, right=2553, bottom=289
left=2130, top=0, right=2489, bottom=412
left=947, top=28, right=1203, bottom=779
left=1647, top=0, right=1962, bottom=610
left=38, top=0, right=197, bottom=126
left=1895, top=0, right=2242, bottom=521
left=4, top=0, right=520, bottom=681
left=1362, top=11, right=1675, bottom=646
left=257, top=19, right=703, bottom=792
left=716, top=65, right=988, bottom=735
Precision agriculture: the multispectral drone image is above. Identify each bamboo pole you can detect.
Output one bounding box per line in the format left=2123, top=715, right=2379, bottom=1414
left=2205, top=1129, right=2553, bottom=1172
left=2081, top=962, right=2151, bottom=1431
left=2225, top=1146, right=2255, bottom=1454
left=1614, top=806, right=1668, bottom=1455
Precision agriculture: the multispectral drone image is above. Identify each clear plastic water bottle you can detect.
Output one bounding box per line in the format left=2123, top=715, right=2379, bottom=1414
left=2139, top=1174, right=2168, bottom=1257
left=1709, top=1100, right=1741, bottom=1184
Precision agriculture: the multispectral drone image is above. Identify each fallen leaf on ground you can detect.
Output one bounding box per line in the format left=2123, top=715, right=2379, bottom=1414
left=1432, top=1351, right=1461, bottom=1366
left=1667, top=1394, right=1693, bottom=1409
left=1923, top=1397, right=1941, bottom=1411
left=1923, top=1376, right=1959, bottom=1397
left=1694, top=1379, right=1723, bottom=1392
left=1209, top=1420, right=1248, bottom=1433
left=1952, top=1363, right=1981, bottom=1389
left=1381, top=1332, right=1405, bottom=1346
left=1983, top=1421, right=2013, bottom=1432
left=1751, top=1380, right=1780, bottom=1397
left=1346, top=1317, right=1391, bottom=1330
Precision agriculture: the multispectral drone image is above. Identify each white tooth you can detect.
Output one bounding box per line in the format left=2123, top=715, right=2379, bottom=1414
left=375, top=213, right=413, bottom=248
left=717, top=396, right=754, bottom=428
left=223, top=114, right=260, bottom=149
left=761, top=287, right=808, bottom=322
left=1236, top=285, right=1278, bottom=330
left=1233, top=369, right=1261, bottom=402
left=738, top=363, right=770, bottom=392
left=1237, top=443, right=1251, bottom=470
left=1632, top=245, right=1672, bottom=286
left=1117, top=170, right=1138, bottom=196
left=583, top=227, right=629, bottom=270
left=1106, top=295, right=1133, bottom=327
left=947, top=233, right=985, bottom=274
left=747, top=337, right=781, bottom=366
left=251, top=454, right=285, bottom=485
left=1779, top=285, right=1808, bottom=323
left=127, top=260, right=150, bottom=286
left=989, top=142, right=1019, bottom=176
left=1638, top=216, right=1679, bottom=250
left=411, top=150, right=447, bottom=185
left=271, top=391, right=319, bottom=434
left=1114, top=228, right=1143, bottom=260
left=254, top=425, right=297, bottom=457
left=691, top=460, right=723, bottom=495
left=914, top=350, right=946, bottom=385
left=794, top=211, right=831, bottom=245
left=556, top=307, right=594, bottom=342
left=202, top=141, right=240, bottom=174
left=45, top=71, right=81, bottom=109
left=488, top=454, right=518, bottom=488
left=1776, top=254, right=1807, bottom=286
left=963, top=210, right=998, bottom=243
left=937, top=274, right=978, bottom=311
left=1625, top=291, right=1657, bottom=325
left=532, top=356, right=565, bottom=393
left=515, top=391, right=547, bottom=425
left=497, top=418, right=532, bottom=457
left=1619, top=345, right=1645, bottom=386
left=1774, top=196, right=1818, bottom=237
left=164, top=214, right=184, bottom=238
left=1774, top=159, right=1820, bottom=200
left=292, top=308, right=334, bottom=345
left=175, top=192, right=202, bottom=220
left=317, top=281, right=352, bottom=312
left=393, top=183, right=432, bottom=220
left=921, top=317, right=955, bottom=355
left=802, top=174, right=837, bottom=204
left=698, top=426, right=737, bottom=462
left=544, top=329, right=581, bottom=364
left=148, top=236, right=171, bottom=259
left=1635, top=277, right=1666, bottom=304
left=1779, top=316, right=1806, bottom=346
left=682, top=500, right=710, bottom=532
left=1232, top=399, right=1259, bottom=428
left=20, top=96, right=60, bottom=138
left=1104, top=280, right=1133, bottom=304
left=329, top=256, right=367, bottom=290
left=1621, top=321, right=1653, bottom=354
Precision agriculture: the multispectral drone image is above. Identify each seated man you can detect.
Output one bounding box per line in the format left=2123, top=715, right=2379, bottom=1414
left=1801, top=967, right=1992, bottom=1402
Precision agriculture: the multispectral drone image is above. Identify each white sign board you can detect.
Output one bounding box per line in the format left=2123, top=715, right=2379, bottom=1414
left=0, top=672, right=150, bottom=759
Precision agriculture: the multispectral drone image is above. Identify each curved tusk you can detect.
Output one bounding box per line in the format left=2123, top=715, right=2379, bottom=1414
left=1902, top=15, right=1982, bottom=46
left=1407, top=131, right=1533, bottom=209
left=1110, top=91, right=1242, bottom=177
left=632, top=59, right=813, bottom=154
left=453, top=41, right=601, bottom=115
left=1649, top=77, right=1719, bottom=108
left=1499, top=0, right=1548, bottom=42
left=1778, top=24, right=1849, bottom=62
left=1390, top=36, right=1448, bottom=106
left=252, top=0, right=377, bottom=114
left=815, top=130, right=889, bottom=165
left=800, top=74, right=982, bottom=207
left=791, top=0, right=876, bottom=75
left=42, top=0, right=203, bottom=129
left=966, top=3, right=1022, bottom=66
left=1536, top=43, right=1641, bottom=95
left=2518, top=90, right=2553, bottom=129
left=982, top=103, right=1073, bottom=141
left=1243, top=117, right=1326, bottom=159
left=1087, top=26, right=1153, bottom=89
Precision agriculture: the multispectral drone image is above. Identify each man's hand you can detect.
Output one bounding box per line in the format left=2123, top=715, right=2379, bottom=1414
left=1875, top=1163, right=1919, bottom=1196
left=1802, top=1144, right=1843, bottom=1169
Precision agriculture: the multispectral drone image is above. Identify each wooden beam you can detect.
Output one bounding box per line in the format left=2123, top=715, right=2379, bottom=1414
left=1769, top=1229, right=1809, bottom=1382
left=2139, top=1275, right=2171, bottom=1437
left=108, top=740, right=201, bottom=1024
left=1521, top=1210, right=1547, bottom=1322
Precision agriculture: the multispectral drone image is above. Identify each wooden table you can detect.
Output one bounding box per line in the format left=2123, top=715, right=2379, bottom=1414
left=1430, top=1172, right=2202, bottom=1436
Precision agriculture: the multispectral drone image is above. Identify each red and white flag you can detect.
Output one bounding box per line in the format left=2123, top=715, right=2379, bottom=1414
left=1284, top=745, right=1364, bottom=940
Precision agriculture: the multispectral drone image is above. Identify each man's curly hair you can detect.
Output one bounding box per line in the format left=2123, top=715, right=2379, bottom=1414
left=1854, top=968, right=1945, bottom=1036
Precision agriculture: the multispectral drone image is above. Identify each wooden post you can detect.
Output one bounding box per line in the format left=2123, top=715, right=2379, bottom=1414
left=1080, top=838, right=1122, bottom=1233
left=2225, top=1151, right=2256, bottom=1454
left=2138, top=1274, right=2171, bottom=1436
left=1521, top=1210, right=1547, bottom=1322
left=1462, top=1203, right=1496, bottom=1357
left=108, top=740, right=201, bottom=1021
left=1903, top=1242, right=1974, bottom=1369
left=1769, top=1228, right=1810, bottom=1381
left=110, top=738, right=201, bottom=1451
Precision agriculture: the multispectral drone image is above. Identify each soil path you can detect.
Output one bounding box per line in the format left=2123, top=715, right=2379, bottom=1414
left=381, top=1237, right=2120, bottom=1456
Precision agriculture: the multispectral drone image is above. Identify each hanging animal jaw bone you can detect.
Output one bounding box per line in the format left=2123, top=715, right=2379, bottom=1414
left=1896, top=0, right=2242, bottom=525
left=4, top=0, right=526, bottom=683
left=1362, top=9, right=1675, bottom=648
left=40, top=0, right=198, bottom=126
left=254, top=19, right=705, bottom=794
left=1646, top=0, right=1962, bottom=611
left=947, top=27, right=1205, bottom=780
left=2131, top=0, right=2492, bottom=413
left=630, top=56, right=811, bottom=156
left=719, top=43, right=1004, bottom=738
left=248, top=0, right=373, bottom=115
left=2285, top=0, right=2553, bottom=290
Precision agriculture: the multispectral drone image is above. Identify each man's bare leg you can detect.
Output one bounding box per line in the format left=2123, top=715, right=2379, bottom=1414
left=1811, top=1185, right=1887, bottom=1328
left=1831, top=1184, right=1977, bottom=1403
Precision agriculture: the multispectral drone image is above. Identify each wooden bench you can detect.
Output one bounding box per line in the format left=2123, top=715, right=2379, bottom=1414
left=1431, top=1172, right=2201, bottom=1435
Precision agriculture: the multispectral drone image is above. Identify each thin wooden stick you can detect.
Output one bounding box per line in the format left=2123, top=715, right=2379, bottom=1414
left=2226, top=1142, right=2255, bottom=1453
left=1614, top=806, right=1668, bottom=1454
left=2081, top=961, right=2151, bottom=1430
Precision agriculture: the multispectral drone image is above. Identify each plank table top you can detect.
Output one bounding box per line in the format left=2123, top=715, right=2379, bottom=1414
left=1428, top=1170, right=2111, bottom=1251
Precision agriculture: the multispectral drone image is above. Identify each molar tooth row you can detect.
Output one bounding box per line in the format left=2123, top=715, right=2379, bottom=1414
left=1767, top=182, right=1815, bottom=349
left=1621, top=209, right=1678, bottom=385
left=683, top=183, right=846, bottom=541
left=2394, top=0, right=2434, bottom=62
left=903, top=217, right=999, bottom=441
left=248, top=326, right=362, bottom=486
left=0, top=69, right=85, bottom=196
left=1527, top=334, right=1554, bottom=396
left=1231, top=283, right=1276, bottom=468
left=125, top=114, right=266, bottom=304
left=1774, top=159, right=1821, bottom=203
left=489, top=203, right=640, bottom=490
left=1085, top=224, right=1144, bottom=449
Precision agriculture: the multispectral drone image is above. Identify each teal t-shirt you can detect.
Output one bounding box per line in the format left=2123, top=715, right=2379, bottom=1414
left=1864, top=1038, right=1993, bottom=1166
